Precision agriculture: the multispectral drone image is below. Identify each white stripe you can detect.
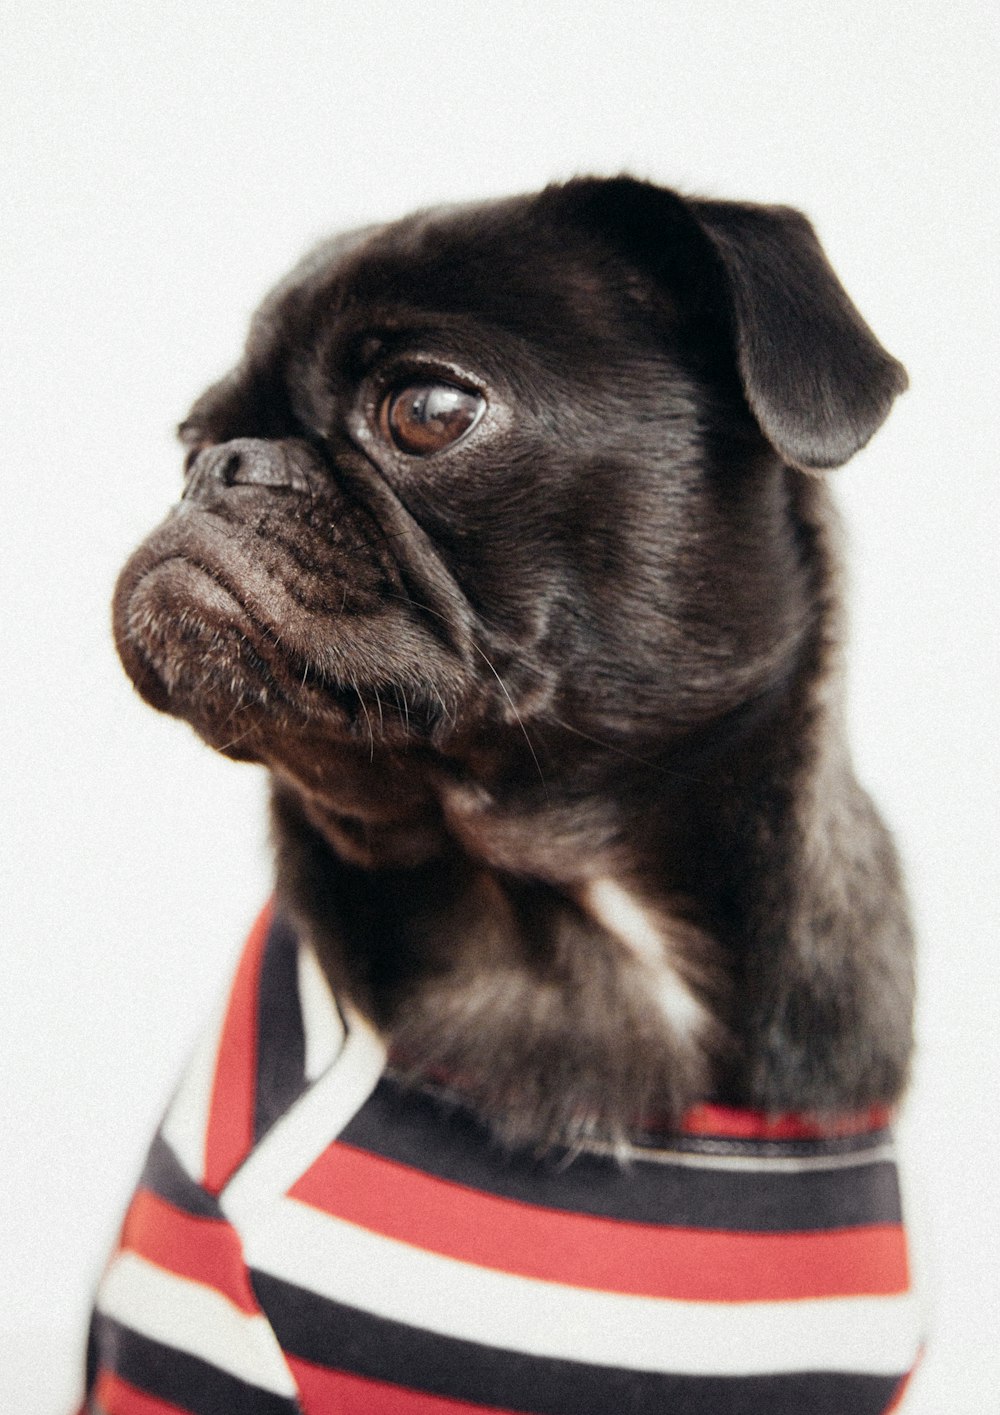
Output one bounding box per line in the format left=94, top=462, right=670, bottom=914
left=296, top=941, right=345, bottom=1081
left=894, top=1105, right=933, bottom=1353
left=159, top=990, right=228, bottom=1184
left=238, top=1197, right=922, bottom=1378
left=221, top=1006, right=386, bottom=1222
left=586, top=879, right=711, bottom=1042
left=596, top=1139, right=901, bottom=1173
left=97, top=1251, right=297, bottom=1397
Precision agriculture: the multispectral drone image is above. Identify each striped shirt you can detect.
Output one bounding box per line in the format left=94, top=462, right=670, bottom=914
left=84, top=903, right=922, bottom=1414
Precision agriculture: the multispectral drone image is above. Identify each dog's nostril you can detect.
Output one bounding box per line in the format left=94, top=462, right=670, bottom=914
left=219, top=451, right=242, bottom=487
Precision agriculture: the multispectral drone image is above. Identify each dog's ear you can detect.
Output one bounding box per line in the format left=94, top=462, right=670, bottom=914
left=685, top=198, right=908, bottom=470
left=552, top=177, right=907, bottom=471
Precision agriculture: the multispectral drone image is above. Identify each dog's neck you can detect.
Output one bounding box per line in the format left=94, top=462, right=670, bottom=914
left=271, top=623, right=912, bottom=1152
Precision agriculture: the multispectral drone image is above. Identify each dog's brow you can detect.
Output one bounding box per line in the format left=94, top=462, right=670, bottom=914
left=357, top=334, right=385, bottom=366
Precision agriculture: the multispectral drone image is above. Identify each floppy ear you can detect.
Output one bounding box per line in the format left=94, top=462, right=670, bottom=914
left=685, top=198, right=908, bottom=471
left=549, top=178, right=907, bottom=471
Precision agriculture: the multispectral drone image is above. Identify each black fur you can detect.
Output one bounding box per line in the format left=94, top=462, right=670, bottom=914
left=113, top=176, right=913, bottom=1151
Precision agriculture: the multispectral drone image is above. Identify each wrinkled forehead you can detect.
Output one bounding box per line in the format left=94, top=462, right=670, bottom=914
left=255, top=195, right=657, bottom=360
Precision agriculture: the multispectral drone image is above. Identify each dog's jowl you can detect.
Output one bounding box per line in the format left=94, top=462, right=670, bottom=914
left=87, top=178, right=922, bottom=1413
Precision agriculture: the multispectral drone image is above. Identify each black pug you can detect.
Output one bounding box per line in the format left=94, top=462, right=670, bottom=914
left=91, top=177, right=919, bottom=1414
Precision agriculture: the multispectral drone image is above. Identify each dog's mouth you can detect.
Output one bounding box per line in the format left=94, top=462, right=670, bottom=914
left=112, top=490, right=475, bottom=764
left=115, top=552, right=300, bottom=757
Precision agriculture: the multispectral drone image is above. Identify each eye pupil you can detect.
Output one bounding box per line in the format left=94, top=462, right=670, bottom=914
left=383, top=382, right=484, bottom=455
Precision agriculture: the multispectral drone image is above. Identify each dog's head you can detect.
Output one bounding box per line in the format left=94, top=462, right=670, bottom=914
left=113, top=177, right=905, bottom=873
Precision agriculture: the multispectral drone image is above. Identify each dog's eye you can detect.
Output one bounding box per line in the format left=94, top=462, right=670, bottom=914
left=380, top=382, right=484, bottom=456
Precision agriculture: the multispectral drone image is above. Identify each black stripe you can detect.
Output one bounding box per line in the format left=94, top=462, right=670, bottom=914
left=138, top=1134, right=223, bottom=1219
left=338, top=1077, right=903, bottom=1232
left=85, top=1311, right=100, bottom=1398
left=253, top=910, right=307, bottom=1143
left=89, top=1314, right=300, bottom=1415
left=252, top=1274, right=908, bottom=1415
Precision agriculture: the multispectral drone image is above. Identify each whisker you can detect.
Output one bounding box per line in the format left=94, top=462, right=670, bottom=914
left=216, top=722, right=259, bottom=754
left=379, top=588, right=505, bottom=639
left=351, top=675, right=375, bottom=761
left=469, top=641, right=548, bottom=798
left=374, top=589, right=546, bottom=790
left=545, top=712, right=705, bottom=783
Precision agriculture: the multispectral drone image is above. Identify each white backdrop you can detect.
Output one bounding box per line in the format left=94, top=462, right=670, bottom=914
left=3, top=3, right=997, bottom=1410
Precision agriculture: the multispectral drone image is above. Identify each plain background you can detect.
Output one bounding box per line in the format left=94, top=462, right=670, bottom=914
left=3, top=2, right=997, bottom=1410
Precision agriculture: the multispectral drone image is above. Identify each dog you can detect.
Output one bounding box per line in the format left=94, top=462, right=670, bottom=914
left=85, top=177, right=921, bottom=1414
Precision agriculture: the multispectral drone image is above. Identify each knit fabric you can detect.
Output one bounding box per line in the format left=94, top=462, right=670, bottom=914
left=84, top=903, right=922, bottom=1414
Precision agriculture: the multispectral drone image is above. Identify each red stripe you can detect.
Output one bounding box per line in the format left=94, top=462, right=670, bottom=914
left=289, top=1356, right=511, bottom=1415
left=118, top=1187, right=260, bottom=1315
left=885, top=1375, right=912, bottom=1413
left=290, top=1142, right=910, bottom=1301
left=203, top=901, right=273, bottom=1193
left=885, top=1347, right=924, bottom=1412
left=678, top=1103, right=893, bottom=1140
left=93, top=1370, right=193, bottom=1415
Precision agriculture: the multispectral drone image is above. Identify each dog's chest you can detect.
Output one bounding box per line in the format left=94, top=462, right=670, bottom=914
left=86, top=907, right=921, bottom=1415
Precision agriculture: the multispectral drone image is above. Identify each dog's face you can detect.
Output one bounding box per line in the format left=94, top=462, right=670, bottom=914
left=113, top=178, right=905, bottom=872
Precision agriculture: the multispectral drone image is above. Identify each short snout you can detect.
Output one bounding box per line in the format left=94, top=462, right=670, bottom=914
left=183, top=437, right=316, bottom=502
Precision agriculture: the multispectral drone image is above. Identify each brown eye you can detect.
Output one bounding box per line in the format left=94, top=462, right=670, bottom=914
left=380, top=382, right=484, bottom=456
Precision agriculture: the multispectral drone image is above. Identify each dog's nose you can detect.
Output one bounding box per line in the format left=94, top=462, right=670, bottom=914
left=183, top=438, right=314, bottom=502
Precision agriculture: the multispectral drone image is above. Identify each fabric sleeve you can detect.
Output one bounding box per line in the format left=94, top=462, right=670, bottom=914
left=82, top=902, right=315, bottom=1415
